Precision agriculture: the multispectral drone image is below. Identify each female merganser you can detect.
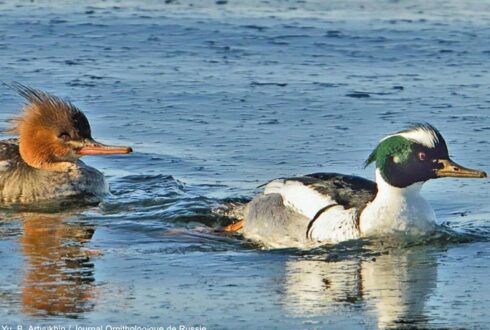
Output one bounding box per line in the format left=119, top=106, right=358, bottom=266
left=0, top=84, right=132, bottom=205
left=225, top=124, right=487, bottom=248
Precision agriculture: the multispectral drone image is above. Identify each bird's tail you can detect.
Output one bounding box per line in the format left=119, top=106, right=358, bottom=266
left=212, top=198, right=248, bottom=219
left=212, top=198, right=249, bottom=232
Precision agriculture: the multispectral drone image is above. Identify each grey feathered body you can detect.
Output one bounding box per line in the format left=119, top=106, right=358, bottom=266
left=0, top=139, right=108, bottom=205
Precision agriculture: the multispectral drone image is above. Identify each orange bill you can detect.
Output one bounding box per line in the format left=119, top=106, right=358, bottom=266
left=77, top=139, right=133, bottom=156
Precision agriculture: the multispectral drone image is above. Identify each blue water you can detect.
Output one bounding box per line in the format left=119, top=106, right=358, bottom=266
left=1, top=0, right=490, bottom=328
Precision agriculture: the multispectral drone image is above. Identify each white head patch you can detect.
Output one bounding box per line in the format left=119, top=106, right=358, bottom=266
left=382, top=125, right=440, bottom=149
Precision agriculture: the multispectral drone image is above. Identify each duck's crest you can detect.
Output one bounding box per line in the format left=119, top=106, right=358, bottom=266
left=3, top=82, right=90, bottom=137
left=384, top=123, right=443, bottom=149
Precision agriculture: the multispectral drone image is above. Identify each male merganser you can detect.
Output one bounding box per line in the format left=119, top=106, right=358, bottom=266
left=225, top=124, right=487, bottom=248
left=0, top=84, right=132, bottom=205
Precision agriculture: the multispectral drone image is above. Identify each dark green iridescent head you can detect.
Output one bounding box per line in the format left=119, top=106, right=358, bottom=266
left=365, top=124, right=486, bottom=188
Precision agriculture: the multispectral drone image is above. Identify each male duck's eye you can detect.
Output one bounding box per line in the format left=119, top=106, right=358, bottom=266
left=418, top=152, right=427, bottom=161
left=59, top=132, right=71, bottom=142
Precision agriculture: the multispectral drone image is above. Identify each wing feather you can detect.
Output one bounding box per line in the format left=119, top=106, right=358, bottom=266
left=263, top=173, right=377, bottom=220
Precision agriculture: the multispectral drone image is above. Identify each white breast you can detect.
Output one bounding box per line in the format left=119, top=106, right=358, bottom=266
left=360, top=170, right=436, bottom=237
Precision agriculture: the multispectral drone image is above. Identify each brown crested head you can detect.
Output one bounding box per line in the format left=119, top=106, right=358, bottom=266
left=6, top=83, right=132, bottom=171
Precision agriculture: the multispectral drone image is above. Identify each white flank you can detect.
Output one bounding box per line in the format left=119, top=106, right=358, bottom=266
left=309, top=206, right=360, bottom=243
left=263, top=179, right=335, bottom=219
left=382, top=126, right=439, bottom=148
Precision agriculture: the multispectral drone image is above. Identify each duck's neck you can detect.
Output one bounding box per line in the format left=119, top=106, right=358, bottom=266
left=359, top=169, right=436, bottom=237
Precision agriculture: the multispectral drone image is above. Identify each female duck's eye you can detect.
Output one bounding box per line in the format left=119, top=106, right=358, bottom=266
left=59, top=132, right=71, bottom=142
left=418, top=152, right=427, bottom=161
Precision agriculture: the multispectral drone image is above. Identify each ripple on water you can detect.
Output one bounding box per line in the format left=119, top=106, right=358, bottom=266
left=0, top=0, right=490, bottom=326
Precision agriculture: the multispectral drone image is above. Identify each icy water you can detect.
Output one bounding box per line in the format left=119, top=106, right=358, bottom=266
left=1, top=0, right=490, bottom=328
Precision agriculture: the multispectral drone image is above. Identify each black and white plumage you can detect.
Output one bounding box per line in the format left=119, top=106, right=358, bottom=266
left=236, top=124, right=486, bottom=248
left=243, top=173, right=376, bottom=247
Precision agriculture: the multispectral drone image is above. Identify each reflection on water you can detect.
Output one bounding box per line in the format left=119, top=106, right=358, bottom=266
left=19, top=214, right=96, bottom=317
left=0, top=0, right=488, bottom=326
left=283, top=247, right=437, bottom=328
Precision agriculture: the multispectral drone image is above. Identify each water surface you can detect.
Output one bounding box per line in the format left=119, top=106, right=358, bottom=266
left=1, top=0, right=490, bottom=328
